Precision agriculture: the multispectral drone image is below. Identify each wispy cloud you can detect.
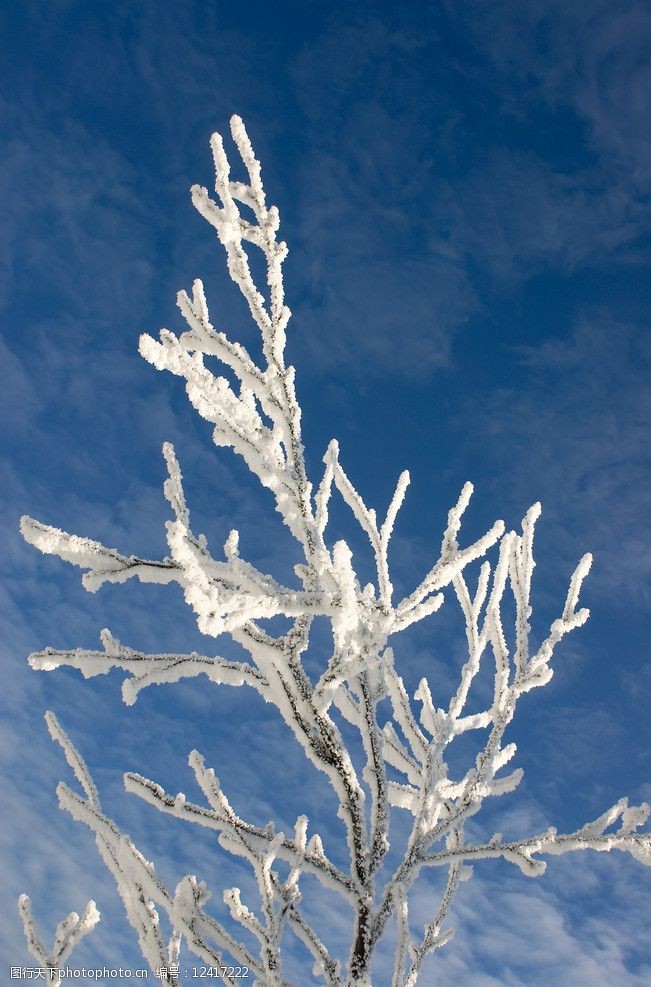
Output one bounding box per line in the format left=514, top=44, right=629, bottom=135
left=465, top=315, right=651, bottom=603
left=456, top=0, right=651, bottom=189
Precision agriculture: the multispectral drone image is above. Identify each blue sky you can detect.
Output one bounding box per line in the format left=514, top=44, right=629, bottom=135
left=2, top=0, right=651, bottom=982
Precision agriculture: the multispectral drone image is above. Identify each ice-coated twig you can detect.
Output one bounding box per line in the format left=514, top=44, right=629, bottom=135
left=320, top=440, right=410, bottom=610
left=124, top=756, right=359, bottom=900
left=46, top=712, right=261, bottom=985
left=19, top=516, right=181, bottom=592
left=402, top=889, right=456, bottom=987
left=20, top=116, right=651, bottom=986
left=30, top=630, right=269, bottom=706
left=287, top=906, right=341, bottom=986
left=18, top=894, right=100, bottom=987
left=421, top=798, right=651, bottom=874
left=396, top=483, right=505, bottom=621
left=391, top=883, right=410, bottom=987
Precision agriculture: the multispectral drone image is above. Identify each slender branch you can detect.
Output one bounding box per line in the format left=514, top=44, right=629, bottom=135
left=20, top=516, right=180, bottom=592
left=18, top=894, right=100, bottom=987
left=422, top=801, right=651, bottom=875
left=124, top=766, right=359, bottom=901
left=31, top=631, right=269, bottom=706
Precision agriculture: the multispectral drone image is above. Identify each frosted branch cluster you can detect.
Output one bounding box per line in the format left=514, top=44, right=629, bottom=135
left=20, top=117, right=651, bottom=986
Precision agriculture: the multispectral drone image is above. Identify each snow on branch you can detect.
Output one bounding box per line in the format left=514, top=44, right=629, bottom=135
left=45, top=712, right=264, bottom=985
left=29, top=629, right=269, bottom=705
left=18, top=894, right=99, bottom=987
left=124, top=751, right=359, bottom=901
left=19, top=116, right=651, bottom=986
left=319, top=439, right=410, bottom=610
left=421, top=797, right=651, bottom=875
left=396, top=483, right=506, bottom=626
left=19, top=515, right=181, bottom=592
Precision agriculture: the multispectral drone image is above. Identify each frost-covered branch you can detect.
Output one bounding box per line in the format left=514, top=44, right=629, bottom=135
left=319, top=440, right=409, bottom=611
left=395, top=483, right=505, bottom=629
left=19, top=515, right=181, bottom=592
left=21, top=447, right=339, bottom=637
left=421, top=798, right=651, bottom=875
left=368, top=508, right=638, bottom=966
left=18, top=894, right=99, bottom=987
left=29, top=629, right=269, bottom=706
left=401, top=863, right=458, bottom=987
left=45, top=712, right=262, bottom=985
left=20, top=116, right=651, bottom=986
left=124, top=752, right=358, bottom=901
left=139, top=116, right=321, bottom=565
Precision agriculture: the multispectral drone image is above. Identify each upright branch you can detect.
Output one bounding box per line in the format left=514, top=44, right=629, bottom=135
left=19, top=116, right=651, bottom=987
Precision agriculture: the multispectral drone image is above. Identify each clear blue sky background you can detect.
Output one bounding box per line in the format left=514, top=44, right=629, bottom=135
left=2, top=1, right=650, bottom=983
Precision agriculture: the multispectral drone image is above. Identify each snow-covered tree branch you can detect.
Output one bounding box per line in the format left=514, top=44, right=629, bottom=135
left=19, top=116, right=651, bottom=986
